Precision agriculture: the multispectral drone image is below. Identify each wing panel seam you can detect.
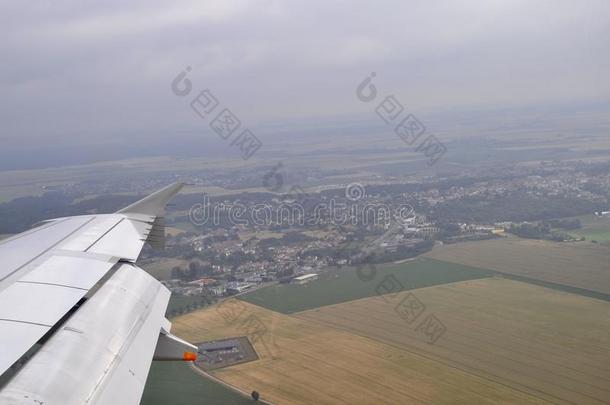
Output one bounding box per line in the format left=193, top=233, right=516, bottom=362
left=0, top=318, right=52, bottom=328
left=84, top=218, right=126, bottom=252
left=16, top=280, right=88, bottom=291
left=0, top=217, right=97, bottom=283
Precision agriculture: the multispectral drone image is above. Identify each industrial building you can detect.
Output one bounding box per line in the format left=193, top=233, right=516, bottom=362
left=291, top=273, right=318, bottom=285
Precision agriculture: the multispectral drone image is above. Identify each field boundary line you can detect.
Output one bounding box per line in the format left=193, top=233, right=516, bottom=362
left=189, top=362, right=275, bottom=405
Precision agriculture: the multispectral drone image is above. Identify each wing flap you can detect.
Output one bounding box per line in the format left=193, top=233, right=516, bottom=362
left=0, top=255, right=116, bottom=375
left=0, top=264, right=172, bottom=405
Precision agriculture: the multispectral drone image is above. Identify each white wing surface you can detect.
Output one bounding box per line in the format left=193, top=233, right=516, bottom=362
left=0, top=183, right=197, bottom=405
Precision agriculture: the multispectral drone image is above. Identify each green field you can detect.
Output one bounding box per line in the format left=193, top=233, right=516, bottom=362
left=141, top=362, right=252, bottom=405
left=568, top=214, right=610, bottom=243
left=166, top=294, right=211, bottom=317
left=239, top=257, right=494, bottom=313
left=141, top=258, right=189, bottom=280
left=575, top=229, right=610, bottom=243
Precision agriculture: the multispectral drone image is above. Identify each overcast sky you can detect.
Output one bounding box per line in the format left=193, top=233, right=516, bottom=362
left=0, top=0, right=608, bottom=157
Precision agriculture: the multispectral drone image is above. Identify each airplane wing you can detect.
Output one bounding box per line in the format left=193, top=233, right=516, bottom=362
left=0, top=182, right=198, bottom=405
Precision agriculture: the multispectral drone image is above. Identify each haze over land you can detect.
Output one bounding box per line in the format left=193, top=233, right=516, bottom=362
left=1, top=1, right=610, bottom=405
left=1, top=0, right=609, bottom=169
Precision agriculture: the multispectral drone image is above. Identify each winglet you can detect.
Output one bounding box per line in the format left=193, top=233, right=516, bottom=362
left=118, top=182, right=184, bottom=217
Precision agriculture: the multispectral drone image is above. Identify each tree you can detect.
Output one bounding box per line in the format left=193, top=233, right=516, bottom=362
left=171, top=266, right=184, bottom=279
left=251, top=391, right=260, bottom=401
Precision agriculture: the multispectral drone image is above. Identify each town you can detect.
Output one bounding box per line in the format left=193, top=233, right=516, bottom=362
left=122, top=158, right=610, bottom=312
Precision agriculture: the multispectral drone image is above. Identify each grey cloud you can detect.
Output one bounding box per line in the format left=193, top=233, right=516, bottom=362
left=0, top=0, right=608, bottom=151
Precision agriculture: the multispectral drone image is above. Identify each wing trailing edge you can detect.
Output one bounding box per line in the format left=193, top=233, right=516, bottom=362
left=0, top=264, right=197, bottom=405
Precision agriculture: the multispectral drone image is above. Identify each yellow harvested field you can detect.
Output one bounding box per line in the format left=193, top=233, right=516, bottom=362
left=299, top=278, right=610, bottom=404
left=172, top=278, right=610, bottom=404
left=425, top=237, right=610, bottom=294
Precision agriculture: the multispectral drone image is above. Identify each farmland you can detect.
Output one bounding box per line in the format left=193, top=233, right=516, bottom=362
left=569, top=214, right=610, bottom=244
left=172, top=295, right=551, bottom=404
left=166, top=294, right=209, bottom=316
left=298, top=278, right=610, bottom=405
left=171, top=278, right=610, bottom=404
left=141, top=362, right=251, bottom=405
left=425, top=236, right=610, bottom=295
left=140, top=257, right=191, bottom=280
left=239, top=258, right=494, bottom=313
